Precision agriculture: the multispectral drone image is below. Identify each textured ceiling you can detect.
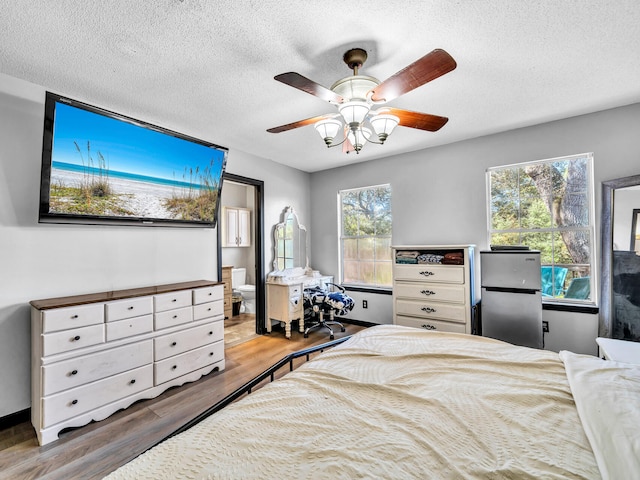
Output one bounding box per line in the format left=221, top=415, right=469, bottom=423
left=1, top=0, right=640, bottom=172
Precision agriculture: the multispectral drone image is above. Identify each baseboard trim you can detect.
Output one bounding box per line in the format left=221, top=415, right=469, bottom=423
left=0, top=408, right=30, bottom=430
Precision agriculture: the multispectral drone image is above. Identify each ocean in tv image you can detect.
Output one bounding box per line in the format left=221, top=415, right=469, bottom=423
left=48, top=101, right=226, bottom=222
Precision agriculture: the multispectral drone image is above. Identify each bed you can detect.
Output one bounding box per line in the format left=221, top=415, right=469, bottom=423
left=105, top=325, right=640, bottom=479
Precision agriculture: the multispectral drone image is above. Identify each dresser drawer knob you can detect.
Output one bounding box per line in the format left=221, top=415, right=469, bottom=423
left=130, top=379, right=136, bottom=384
left=70, top=369, right=78, bottom=376
left=421, top=324, right=437, bottom=330
left=209, top=352, right=214, bottom=356
left=421, top=307, right=436, bottom=313
left=171, top=341, right=177, bottom=346
left=207, top=307, right=212, bottom=311
left=172, top=315, right=178, bottom=319
left=420, top=290, right=436, bottom=296
left=172, top=365, right=177, bottom=370
left=128, top=306, right=134, bottom=310
left=73, top=335, right=81, bottom=341
left=71, top=314, right=79, bottom=319
left=209, top=331, right=213, bottom=335
left=208, top=292, right=212, bottom=296
left=172, top=298, right=177, bottom=302
left=419, top=271, right=434, bottom=277
left=71, top=399, right=78, bottom=405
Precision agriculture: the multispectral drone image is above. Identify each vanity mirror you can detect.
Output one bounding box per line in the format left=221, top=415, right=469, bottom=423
left=601, top=174, right=640, bottom=341
left=271, top=206, right=309, bottom=276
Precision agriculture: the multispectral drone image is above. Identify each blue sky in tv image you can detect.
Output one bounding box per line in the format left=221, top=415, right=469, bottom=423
left=51, top=101, right=225, bottom=188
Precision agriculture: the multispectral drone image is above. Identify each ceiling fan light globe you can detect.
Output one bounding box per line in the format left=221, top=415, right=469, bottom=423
left=347, top=127, right=372, bottom=153
left=314, top=118, right=342, bottom=146
left=338, top=100, right=370, bottom=125
left=370, top=114, right=400, bottom=143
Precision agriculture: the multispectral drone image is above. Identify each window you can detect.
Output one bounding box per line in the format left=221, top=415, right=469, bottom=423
left=339, top=184, right=392, bottom=288
left=487, top=153, right=596, bottom=304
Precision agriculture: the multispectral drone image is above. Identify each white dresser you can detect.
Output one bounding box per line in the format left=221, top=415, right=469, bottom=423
left=30, top=280, right=225, bottom=445
left=266, top=273, right=333, bottom=338
left=392, top=245, right=477, bottom=334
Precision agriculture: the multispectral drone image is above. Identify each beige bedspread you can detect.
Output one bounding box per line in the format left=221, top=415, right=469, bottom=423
left=105, top=325, right=600, bottom=479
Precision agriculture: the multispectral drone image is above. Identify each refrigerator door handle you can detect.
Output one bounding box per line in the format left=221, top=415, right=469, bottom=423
left=483, top=287, right=539, bottom=295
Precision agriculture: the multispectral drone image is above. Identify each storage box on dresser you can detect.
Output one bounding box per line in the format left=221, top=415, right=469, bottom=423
left=392, top=245, right=477, bottom=334
left=30, top=280, right=225, bottom=446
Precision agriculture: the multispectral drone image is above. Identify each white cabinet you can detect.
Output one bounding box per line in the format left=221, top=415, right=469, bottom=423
left=30, top=280, right=225, bottom=445
left=222, top=207, right=251, bottom=247
left=392, top=245, right=477, bottom=334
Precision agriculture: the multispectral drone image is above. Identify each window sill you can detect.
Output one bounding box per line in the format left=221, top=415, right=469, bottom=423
left=542, top=302, right=599, bottom=314
left=343, top=286, right=392, bottom=295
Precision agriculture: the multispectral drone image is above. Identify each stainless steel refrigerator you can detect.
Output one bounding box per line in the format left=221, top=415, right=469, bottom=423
left=480, top=249, right=542, bottom=348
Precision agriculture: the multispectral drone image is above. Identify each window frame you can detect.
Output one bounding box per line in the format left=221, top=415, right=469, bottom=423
left=337, top=183, right=392, bottom=290
left=486, top=153, right=598, bottom=306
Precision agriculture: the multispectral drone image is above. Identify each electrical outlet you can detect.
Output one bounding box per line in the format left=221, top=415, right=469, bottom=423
left=362, top=300, right=368, bottom=309
left=542, top=321, right=549, bottom=333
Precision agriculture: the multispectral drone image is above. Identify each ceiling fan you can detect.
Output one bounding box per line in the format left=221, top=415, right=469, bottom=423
left=267, top=48, right=457, bottom=154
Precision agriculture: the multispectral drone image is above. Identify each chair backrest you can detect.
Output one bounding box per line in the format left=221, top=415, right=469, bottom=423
left=541, top=266, right=568, bottom=296
left=564, top=277, right=590, bottom=299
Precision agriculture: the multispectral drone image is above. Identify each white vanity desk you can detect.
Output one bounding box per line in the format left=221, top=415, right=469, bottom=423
left=266, top=206, right=333, bottom=338
left=266, top=272, right=333, bottom=338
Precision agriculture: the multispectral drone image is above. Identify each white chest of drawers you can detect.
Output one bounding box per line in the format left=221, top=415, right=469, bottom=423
left=392, top=245, right=477, bottom=334
left=30, top=280, right=225, bottom=445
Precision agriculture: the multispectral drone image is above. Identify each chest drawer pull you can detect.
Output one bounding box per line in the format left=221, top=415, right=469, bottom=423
left=420, top=290, right=436, bottom=296
left=419, top=271, right=434, bottom=277
left=172, top=299, right=177, bottom=302
left=421, top=324, right=437, bottom=330
left=70, top=370, right=78, bottom=376
left=209, top=351, right=214, bottom=356
left=73, top=335, right=81, bottom=341
left=71, top=399, right=78, bottom=405
left=171, top=341, right=177, bottom=346
left=71, top=314, right=79, bottom=319
left=127, top=306, right=134, bottom=310
left=421, top=307, right=436, bottom=313
left=172, top=365, right=177, bottom=370
left=209, top=331, right=213, bottom=335
left=130, top=379, right=136, bottom=384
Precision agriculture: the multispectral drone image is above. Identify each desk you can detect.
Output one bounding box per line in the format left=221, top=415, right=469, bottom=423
left=596, top=337, right=640, bottom=364
left=266, top=274, right=333, bottom=338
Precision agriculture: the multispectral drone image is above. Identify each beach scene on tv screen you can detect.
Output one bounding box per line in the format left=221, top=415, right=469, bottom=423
left=48, top=101, right=226, bottom=222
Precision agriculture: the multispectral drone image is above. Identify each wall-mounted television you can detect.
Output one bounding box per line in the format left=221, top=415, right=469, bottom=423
left=39, top=92, right=228, bottom=228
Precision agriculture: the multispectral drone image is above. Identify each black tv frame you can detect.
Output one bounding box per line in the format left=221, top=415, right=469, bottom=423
left=39, top=92, right=228, bottom=228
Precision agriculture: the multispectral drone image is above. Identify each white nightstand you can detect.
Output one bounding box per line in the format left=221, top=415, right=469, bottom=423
left=596, top=337, right=640, bottom=364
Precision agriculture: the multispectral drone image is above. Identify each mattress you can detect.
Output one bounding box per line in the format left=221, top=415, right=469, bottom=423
left=105, top=325, right=640, bottom=479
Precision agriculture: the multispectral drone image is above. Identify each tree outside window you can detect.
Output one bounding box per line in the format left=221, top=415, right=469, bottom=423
left=339, top=184, right=392, bottom=288
left=487, top=153, right=595, bottom=303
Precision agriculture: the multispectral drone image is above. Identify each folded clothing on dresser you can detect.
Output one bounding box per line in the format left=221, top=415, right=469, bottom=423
left=417, top=254, right=444, bottom=264
left=396, top=251, right=420, bottom=264
left=442, top=252, right=464, bottom=265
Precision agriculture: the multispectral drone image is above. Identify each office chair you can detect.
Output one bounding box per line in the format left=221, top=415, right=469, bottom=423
left=303, top=283, right=354, bottom=339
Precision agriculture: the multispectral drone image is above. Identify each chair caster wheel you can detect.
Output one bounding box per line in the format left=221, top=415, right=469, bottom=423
left=330, top=335, right=335, bottom=340
left=341, top=327, right=346, bottom=332
left=304, top=333, right=309, bottom=338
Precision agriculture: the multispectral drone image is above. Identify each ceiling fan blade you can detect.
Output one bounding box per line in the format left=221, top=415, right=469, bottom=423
left=379, top=107, right=449, bottom=131
left=274, top=72, right=344, bottom=104
left=369, top=49, right=457, bottom=103
left=267, top=113, right=337, bottom=134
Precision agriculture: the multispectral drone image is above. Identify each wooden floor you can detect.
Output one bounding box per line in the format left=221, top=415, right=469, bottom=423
left=0, top=322, right=366, bottom=480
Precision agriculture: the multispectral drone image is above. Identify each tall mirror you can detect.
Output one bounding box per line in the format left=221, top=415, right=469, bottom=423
left=601, top=174, right=640, bottom=341
left=271, top=206, right=308, bottom=277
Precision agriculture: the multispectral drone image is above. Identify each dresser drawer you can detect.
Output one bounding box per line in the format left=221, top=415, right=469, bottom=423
left=105, top=296, right=153, bottom=322
left=394, top=264, right=464, bottom=283
left=395, top=315, right=467, bottom=334
left=42, top=364, right=153, bottom=428
left=396, top=299, right=467, bottom=323
left=154, top=290, right=192, bottom=313
left=154, top=321, right=224, bottom=361
left=42, top=324, right=105, bottom=356
left=394, top=282, right=466, bottom=304
left=154, top=306, right=193, bottom=330
left=290, top=296, right=303, bottom=317
left=154, top=340, right=224, bottom=385
left=193, top=285, right=223, bottom=305
left=193, top=300, right=224, bottom=321
left=42, top=340, right=153, bottom=396
left=42, top=304, right=104, bottom=333
left=106, top=314, right=153, bottom=341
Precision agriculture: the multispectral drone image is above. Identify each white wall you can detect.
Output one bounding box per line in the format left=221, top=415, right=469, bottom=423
left=310, top=103, right=640, bottom=356
left=0, top=73, right=310, bottom=417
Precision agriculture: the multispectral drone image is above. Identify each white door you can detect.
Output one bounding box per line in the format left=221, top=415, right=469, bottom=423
left=238, top=209, right=251, bottom=247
